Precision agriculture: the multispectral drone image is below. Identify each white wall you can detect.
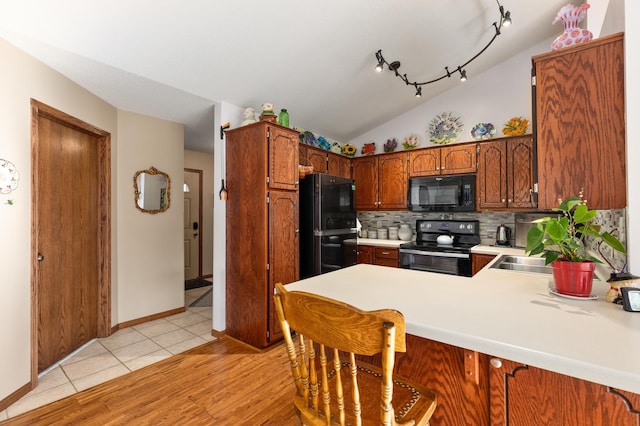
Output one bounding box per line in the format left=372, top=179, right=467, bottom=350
left=623, top=0, right=639, bottom=270
left=0, top=38, right=186, bottom=404
left=212, top=101, right=245, bottom=331
left=116, top=110, right=185, bottom=323
left=0, top=37, right=117, bottom=403
left=184, top=149, right=215, bottom=277
left=348, top=39, right=550, bottom=151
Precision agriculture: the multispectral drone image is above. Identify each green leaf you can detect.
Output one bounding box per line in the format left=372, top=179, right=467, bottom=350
left=546, top=220, right=566, bottom=241
left=543, top=251, right=560, bottom=264
left=601, top=232, right=627, bottom=254
left=525, top=227, right=545, bottom=253
left=572, top=204, right=596, bottom=223
left=561, top=196, right=582, bottom=211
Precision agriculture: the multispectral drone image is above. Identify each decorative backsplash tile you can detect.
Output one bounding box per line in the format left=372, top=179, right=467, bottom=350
left=357, top=209, right=628, bottom=264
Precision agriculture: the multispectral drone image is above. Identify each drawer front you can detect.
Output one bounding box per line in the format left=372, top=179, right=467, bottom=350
left=374, top=247, right=399, bottom=260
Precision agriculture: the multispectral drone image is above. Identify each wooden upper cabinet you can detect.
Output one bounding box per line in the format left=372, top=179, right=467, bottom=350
left=440, top=143, right=477, bottom=174
left=477, top=136, right=536, bottom=210
left=377, top=153, right=408, bottom=209
left=269, top=126, right=299, bottom=191
left=477, top=140, right=508, bottom=209
left=409, top=149, right=441, bottom=176
left=327, top=151, right=351, bottom=179
left=353, top=156, right=378, bottom=210
left=306, top=146, right=328, bottom=174
left=408, top=143, right=476, bottom=177
left=533, top=32, right=626, bottom=210
left=507, top=137, right=536, bottom=209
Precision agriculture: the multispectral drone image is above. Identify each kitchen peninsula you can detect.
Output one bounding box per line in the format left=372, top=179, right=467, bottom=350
left=285, top=254, right=640, bottom=425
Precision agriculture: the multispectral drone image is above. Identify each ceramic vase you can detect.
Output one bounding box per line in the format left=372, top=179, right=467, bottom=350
left=398, top=224, right=413, bottom=241
left=551, top=3, right=593, bottom=51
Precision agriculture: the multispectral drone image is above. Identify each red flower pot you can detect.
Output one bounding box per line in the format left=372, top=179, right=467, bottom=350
left=551, top=260, right=596, bottom=297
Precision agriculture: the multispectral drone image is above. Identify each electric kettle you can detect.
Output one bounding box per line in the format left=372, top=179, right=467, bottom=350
left=496, top=224, right=511, bottom=246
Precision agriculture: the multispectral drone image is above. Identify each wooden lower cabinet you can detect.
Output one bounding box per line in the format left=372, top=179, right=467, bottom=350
left=471, top=253, right=496, bottom=275
left=357, top=245, right=398, bottom=267
left=367, top=335, right=640, bottom=425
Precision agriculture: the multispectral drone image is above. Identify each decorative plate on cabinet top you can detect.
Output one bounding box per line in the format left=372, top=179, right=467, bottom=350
left=502, top=117, right=529, bottom=136
left=428, top=112, right=463, bottom=144
left=361, top=142, right=376, bottom=156
left=471, top=122, right=496, bottom=140
left=0, top=159, right=19, bottom=194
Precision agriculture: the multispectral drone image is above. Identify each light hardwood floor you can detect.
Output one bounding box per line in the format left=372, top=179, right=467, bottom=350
left=0, top=336, right=299, bottom=425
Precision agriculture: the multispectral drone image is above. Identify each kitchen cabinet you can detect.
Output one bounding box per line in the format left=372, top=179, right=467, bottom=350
left=408, top=143, right=477, bottom=177
left=373, top=247, right=399, bottom=267
left=477, top=136, right=536, bottom=210
left=357, top=245, right=374, bottom=264
left=489, top=357, right=640, bottom=426
left=533, top=32, right=626, bottom=210
left=357, top=244, right=398, bottom=267
left=365, top=334, right=640, bottom=425
left=471, top=253, right=496, bottom=275
left=327, top=151, right=351, bottom=179
left=299, top=145, right=328, bottom=173
left=353, top=152, right=407, bottom=210
left=225, top=121, right=299, bottom=348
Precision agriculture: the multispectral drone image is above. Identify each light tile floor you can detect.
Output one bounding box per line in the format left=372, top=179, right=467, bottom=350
left=0, top=285, right=214, bottom=421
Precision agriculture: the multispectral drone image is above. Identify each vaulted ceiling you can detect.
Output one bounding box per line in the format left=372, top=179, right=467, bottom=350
left=0, top=1, right=571, bottom=152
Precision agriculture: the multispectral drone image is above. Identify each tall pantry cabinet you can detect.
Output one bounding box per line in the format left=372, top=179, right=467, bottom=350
left=225, top=121, right=299, bottom=348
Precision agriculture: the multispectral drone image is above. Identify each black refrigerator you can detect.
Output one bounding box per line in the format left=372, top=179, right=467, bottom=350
left=299, top=173, right=358, bottom=279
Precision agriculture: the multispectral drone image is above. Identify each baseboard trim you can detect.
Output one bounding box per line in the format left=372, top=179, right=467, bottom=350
left=0, top=381, right=33, bottom=412
left=115, top=307, right=186, bottom=332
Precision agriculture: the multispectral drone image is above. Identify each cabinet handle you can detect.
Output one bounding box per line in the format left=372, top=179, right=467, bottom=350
left=490, top=358, right=503, bottom=369
left=381, top=251, right=390, bottom=255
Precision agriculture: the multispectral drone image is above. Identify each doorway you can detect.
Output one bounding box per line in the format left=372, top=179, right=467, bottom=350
left=31, top=100, right=111, bottom=379
left=184, top=168, right=203, bottom=281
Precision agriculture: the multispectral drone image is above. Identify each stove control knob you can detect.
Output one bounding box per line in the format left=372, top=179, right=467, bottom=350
left=467, top=224, right=474, bottom=230
left=459, top=224, right=465, bottom=230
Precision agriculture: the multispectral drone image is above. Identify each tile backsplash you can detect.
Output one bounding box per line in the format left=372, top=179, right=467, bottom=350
left=357, top=209, right=627, bottom=258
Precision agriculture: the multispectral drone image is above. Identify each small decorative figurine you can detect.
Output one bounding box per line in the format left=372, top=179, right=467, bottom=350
left=241, top=107, right=257, bottom=126
left=260, top=103, right=277, bottom=122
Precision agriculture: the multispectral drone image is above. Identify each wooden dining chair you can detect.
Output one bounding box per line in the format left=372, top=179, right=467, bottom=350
left=274, top=283, right=437, bottom=426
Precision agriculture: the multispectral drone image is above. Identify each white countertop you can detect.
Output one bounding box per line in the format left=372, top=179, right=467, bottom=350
left=354, top=238, right=410, bottom=248
left=286, top=260, right=640, bottom=394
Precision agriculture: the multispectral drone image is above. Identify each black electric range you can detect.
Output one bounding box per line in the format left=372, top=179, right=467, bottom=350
left=399, top=219, right=481, bottom=276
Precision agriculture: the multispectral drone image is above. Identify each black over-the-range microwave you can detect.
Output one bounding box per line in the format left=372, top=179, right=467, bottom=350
left=407, top=174, right=475, bottom=212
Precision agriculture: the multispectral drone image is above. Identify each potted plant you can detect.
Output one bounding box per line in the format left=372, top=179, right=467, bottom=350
left=525, top=192, right=626, bottom=297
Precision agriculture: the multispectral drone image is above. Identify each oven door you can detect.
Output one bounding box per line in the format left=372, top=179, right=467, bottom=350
left=399, top=249, right=472, bottom=277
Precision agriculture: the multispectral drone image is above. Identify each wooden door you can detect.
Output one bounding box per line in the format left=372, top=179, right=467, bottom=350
left=352, top=157, right=378, bottom=210
left=268, top=190, right=298, bottom=343
left=489, top=357, right=640, bottom=425
left=477, top=141, right=507, bottom=210
left=533, top=33, right=625, bottom=210
left=440, top=143, right=477, bottom=175
left=268, top=125, right=299, bottom=191
left=378, top=153, right=407, bottom=209
left=306, top=147, right=327, bottom=173
left=183, top=169, right=202, bottom=281
left=31, top=100, right=111, bottom=374
left=357, top=245, right=374, bottom=264
left=506, top=137, right=536, bottom=209
left=327, top=152, right=351, bottom=179
left=408, top=149, right=441, bottom=176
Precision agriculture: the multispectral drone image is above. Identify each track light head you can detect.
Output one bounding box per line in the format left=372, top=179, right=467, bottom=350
left=375, top=50, right=384, bottom=72
left=460, top=69, right=467, bottom=82
left=415, top=86, right=422, bottom=97
left=389, top=61, right=401, bottom=72
left=503, top=10, right=512, bottom=26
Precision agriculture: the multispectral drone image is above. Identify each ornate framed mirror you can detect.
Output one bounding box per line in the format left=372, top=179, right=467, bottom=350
left=133, top=166, right=171, bottom=213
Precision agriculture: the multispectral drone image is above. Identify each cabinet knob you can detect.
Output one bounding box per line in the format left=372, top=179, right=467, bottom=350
left=490, top=358, right=503, bottom=369
left=508, top=199, right=512, bottom=203
left=501, top=199, right=506, bottom=203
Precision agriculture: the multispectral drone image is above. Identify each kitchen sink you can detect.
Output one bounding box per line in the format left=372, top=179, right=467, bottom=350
left=490, top=254, right=553, bottom=274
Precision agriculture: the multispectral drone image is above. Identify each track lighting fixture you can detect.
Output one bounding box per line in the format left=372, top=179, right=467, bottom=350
left=459, top=68, right=467, bottom=82
left=374, top=0, right=511, bottom=96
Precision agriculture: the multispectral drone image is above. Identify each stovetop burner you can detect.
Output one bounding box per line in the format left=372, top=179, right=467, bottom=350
left=400, top=219, right=481, bottom=254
